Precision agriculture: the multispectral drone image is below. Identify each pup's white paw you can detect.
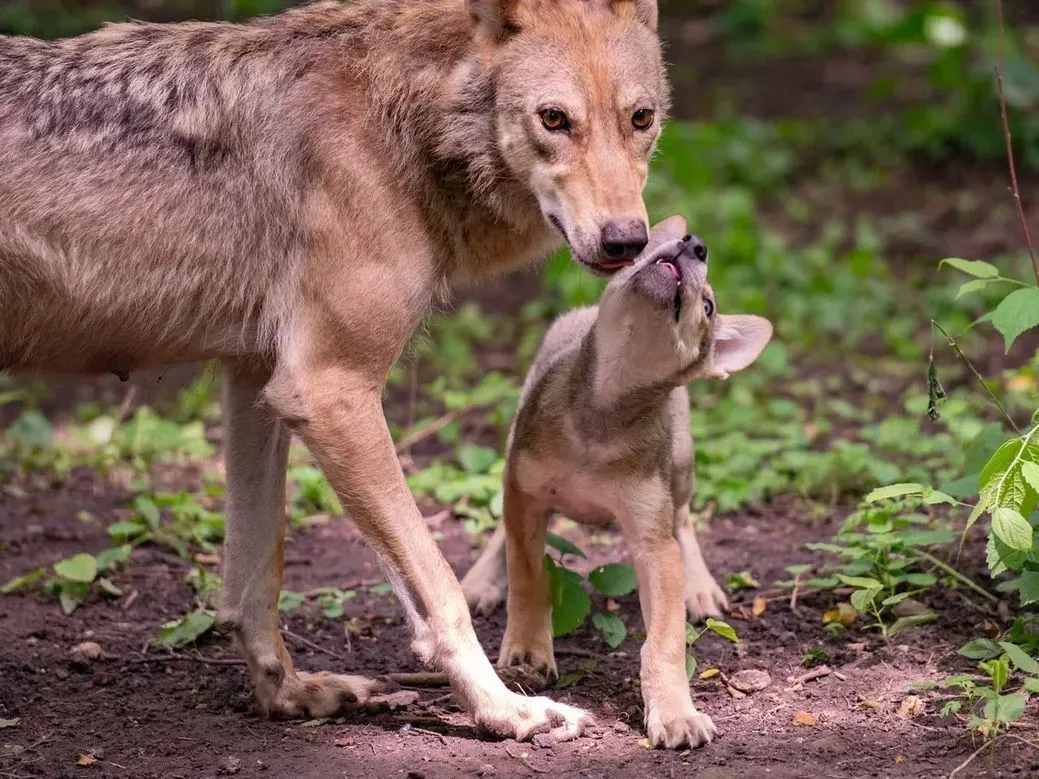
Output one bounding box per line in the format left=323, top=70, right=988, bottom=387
left=461, top=565, right=507, bottom=616
left=474, top=691, right=591, bottom=742
left=685, top=571, right=729, bottom=622
left=645, top=703, right=718, bottom=749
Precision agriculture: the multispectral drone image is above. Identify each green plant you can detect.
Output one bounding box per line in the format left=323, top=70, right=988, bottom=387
left=2, top=546, right=130, bottom=615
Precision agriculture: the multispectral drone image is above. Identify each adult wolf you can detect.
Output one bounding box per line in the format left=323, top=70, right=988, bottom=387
left=0, top=0, right=670, bottom=742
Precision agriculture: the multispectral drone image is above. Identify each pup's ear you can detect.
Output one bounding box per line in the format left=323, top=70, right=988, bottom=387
left=710, top=315, right=774, bottom=380
left=468, top=0, right=523, bottom=41
left=610, top=0, right=659, bottom=31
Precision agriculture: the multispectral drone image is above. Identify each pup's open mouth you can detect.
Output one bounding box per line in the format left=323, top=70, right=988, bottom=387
left=656, top=257, right=683, bottom=321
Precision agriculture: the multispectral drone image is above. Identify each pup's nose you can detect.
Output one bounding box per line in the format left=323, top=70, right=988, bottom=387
left=682, top=234, right=708, bottom=262
left=601, top=220, right=648, bottom=261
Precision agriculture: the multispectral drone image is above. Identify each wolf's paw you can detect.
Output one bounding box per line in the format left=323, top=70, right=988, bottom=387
left=474, top=691, right=591, bottom=742
left=645, top=703, right=717, bottom=749
left=261, top=671, right=383, bottom=719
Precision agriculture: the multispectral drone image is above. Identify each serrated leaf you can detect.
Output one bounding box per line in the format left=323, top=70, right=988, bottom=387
left=992, top=287, right=1039, bottom=352
left=154, top=611, right=215, bottom=648
left=1022, top=461, right=1039, bottom=494
left=940, top=258, right=1000, bottom=278
left=959, top=638, right=1002, bottom=660
left=588, top=563, right=638, bottom=597
left=986, top=692, right=1028, bottom=724
left=999, top=641, right=1039, bottom=674
left=850, top=589, right=876, bottom=612
left=592, top=612, right=627, bottom=649
left=1020, top=570, right=1039, bottom=606
left=836, top=575, right=883, bottom=590
left=957, top=279, right=993, bottom=299
left=705, top=618, right=739, bottom=643
left=864, top=483, right=924, bottom=503
left=545, top=532, right=586, bottom=559
left=992, top=507, right=1033, bottom=551
left=53, top=553, right=98, bottom=584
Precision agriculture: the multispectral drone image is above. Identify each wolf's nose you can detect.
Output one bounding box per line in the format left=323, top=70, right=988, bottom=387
left=601, top=220, right=648, bottom=261
left=682, top=234, right=708, bottom=262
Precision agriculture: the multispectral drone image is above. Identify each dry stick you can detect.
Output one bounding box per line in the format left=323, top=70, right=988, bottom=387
left=949, top=735, right=1003, bottom=779
left=384, top=672, right=450, bottom=688
left=789, top=573, right=801, bottom=612
left=995, top=0, right=1039, bottom=283
left=931, top=320, right=1021, bottom=435
left=283, top=628, right=346, bottom=662
left=123, top=653, right=245, bottom=666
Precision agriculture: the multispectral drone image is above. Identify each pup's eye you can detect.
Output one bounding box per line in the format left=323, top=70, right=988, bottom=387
left=703, top=298, right=714, bottom=317
left=540, top=108, right=569, bottom=132
left=632, top=108, right=655, bottom=130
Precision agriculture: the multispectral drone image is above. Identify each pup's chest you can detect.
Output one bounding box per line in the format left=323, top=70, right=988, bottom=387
left=511, top=453, right=624, bottom=526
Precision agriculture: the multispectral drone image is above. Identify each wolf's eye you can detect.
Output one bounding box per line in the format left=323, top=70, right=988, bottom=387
left=540, top=108, right=569, bottom=132
left=632, top=108, right=655, bottom=130
left=703, top=298, right=714, bottom=317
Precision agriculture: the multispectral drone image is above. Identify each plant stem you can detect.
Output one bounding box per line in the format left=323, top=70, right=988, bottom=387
left=995, top=0, right=1039, bottom=284
left=917, top=550, right=999, bottom=604
left=931, top=320, right=1021, bottom=434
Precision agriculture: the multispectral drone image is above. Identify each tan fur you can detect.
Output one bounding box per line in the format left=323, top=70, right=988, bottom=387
left=0, top=0, right=670, bottom=741
left=462, top=217, right=773, bottom=748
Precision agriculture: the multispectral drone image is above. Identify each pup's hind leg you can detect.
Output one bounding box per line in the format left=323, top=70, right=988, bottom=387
left=676, top=507, right=728, bottom=622
left=217, top=361, right=380, bottom=718
left=461, top=523, right=509, bottom=615
left=498, top=481, right=556, bottom=679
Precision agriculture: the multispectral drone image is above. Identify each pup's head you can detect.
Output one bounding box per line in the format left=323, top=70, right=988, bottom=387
left=469, top=0, right=669, bottom=275
left=596, top=216, right=774, bottom=387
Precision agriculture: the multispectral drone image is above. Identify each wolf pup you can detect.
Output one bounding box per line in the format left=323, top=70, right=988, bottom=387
left=474, top=216, right=773, bottom=748
left=0, top=0, right=671, bottom=742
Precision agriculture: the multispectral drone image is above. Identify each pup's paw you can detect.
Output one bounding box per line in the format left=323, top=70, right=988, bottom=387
left=685, top=572, right=729, bottom=623
left=474, top=692, right=592, bottom=742
left=645, top=703, right=718, bottom=749
left=461, top=566, right=507, bottom=616
left=498, top=628, right=557, bottom=681
left=263, top=671, right=382, bottom=719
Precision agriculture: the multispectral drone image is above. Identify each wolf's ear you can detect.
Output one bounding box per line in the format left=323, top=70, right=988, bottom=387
left=610, top=0, right=659, bottom=31
left=709, top=315, right=773, bottom=380
left=468, top=0, right=523, bottom=41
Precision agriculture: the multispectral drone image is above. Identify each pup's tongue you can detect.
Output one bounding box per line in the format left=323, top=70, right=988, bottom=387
left=656, top=258, right=681, bottom=283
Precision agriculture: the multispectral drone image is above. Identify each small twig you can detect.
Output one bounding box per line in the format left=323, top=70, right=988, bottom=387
left=504, top=746, right=550, bottom=774
left=788, top=666, right=831, bottom=685
left=384, top=672, right=450, bottom=688
left=790, top=573, right=801, bottom=613
left=917, top=550, right=999, bottom=603
left=555, top=647, right=602, bottom=659
left=949, top=735, right=1004, bottom=779
left=112, top=385, right=138, bottom=428
left=283, top=628, right=346, bottom=662
left=931, top=320, right=1021, bottom=434
left=394, top=406, right=472, bottom=454
left=995, top=0, right=1039, bottom=283
left=122, top=653, right=245, bottom=666
left=422, top=692, right=455, bottom=709
left=410, top=726, right=448, bottom=745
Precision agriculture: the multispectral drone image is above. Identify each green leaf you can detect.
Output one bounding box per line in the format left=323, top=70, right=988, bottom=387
left=545, top=532, right=586, bottom=559
left=1022, top=461, right=1039, bottom=494
left=1023, top=678, right=1039, bottom=693
left=1, top=567, right=46, bottom=594
left=1020, top=570, right=1039, bottom=606
left=940, top=258, right=1000, bottom=278
left=549, top=562, right=591, bottom=637
left=959, top=638, right=1002, bottom=660
left=705, top=618, right=739, bottom=643
left=154, top=611, right=216, bottom=648
left=992, top=507, right=1033, bottom=552
left=986, top=692, right=1028, bottom=724
left=53, top=553, right=98, bottom=584
left=956, top=279, right=993, bottom=299
left=888, top=614, right=937, bottom=636
left=278, top=591, right=306, bottom=613
left=864, top=483, right=924, bottom=503
left=368, top=582, right=393, bottom=596
left=991, top=287, right=1039, bottom=352
left=134, top=496, right=162, bottom=530
left=836, top=574, right=883, bottom=590
left=850, top=589, right=876, bottom=612
left=588, top=563, right=638, bottom=598
left=923, top=489, right=957, bottom=506
left=905, top=573, right=938, bottom=587
left=685, top=654, right=698, bottom=680
left=455, top=444, right=499, bottom=474
left=95, top=545, right=131, bottom=571
left=999, top=641, right=1039, bottom=674
left=591, top=612, right=627, bottom=649
left=107, top=520, right=147, bottom=540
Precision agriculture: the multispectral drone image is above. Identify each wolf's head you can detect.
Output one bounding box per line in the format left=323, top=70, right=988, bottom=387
left=468, top=0, right=669, bottom=276
left=595, top=216, right=774, bottom=391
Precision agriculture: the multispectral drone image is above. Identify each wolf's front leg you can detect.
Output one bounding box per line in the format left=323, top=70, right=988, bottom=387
left=675, top=506, right=728, bottom=622
left=217, top=361, right=381, bottom=718
left=618, top=490, right=717, bottom=749
left=263, top=355, right=588, bottom=743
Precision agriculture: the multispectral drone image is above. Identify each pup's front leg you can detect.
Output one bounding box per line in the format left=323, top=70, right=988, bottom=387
left=619, top=492, right=717, bottom=749
left=266, top=353, right=587, bottom=742
left=461, top=522, right=509, bottom=616
left=218, top=361, right=381, bottom=718
left=498, top=480, right=556, bottom=678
